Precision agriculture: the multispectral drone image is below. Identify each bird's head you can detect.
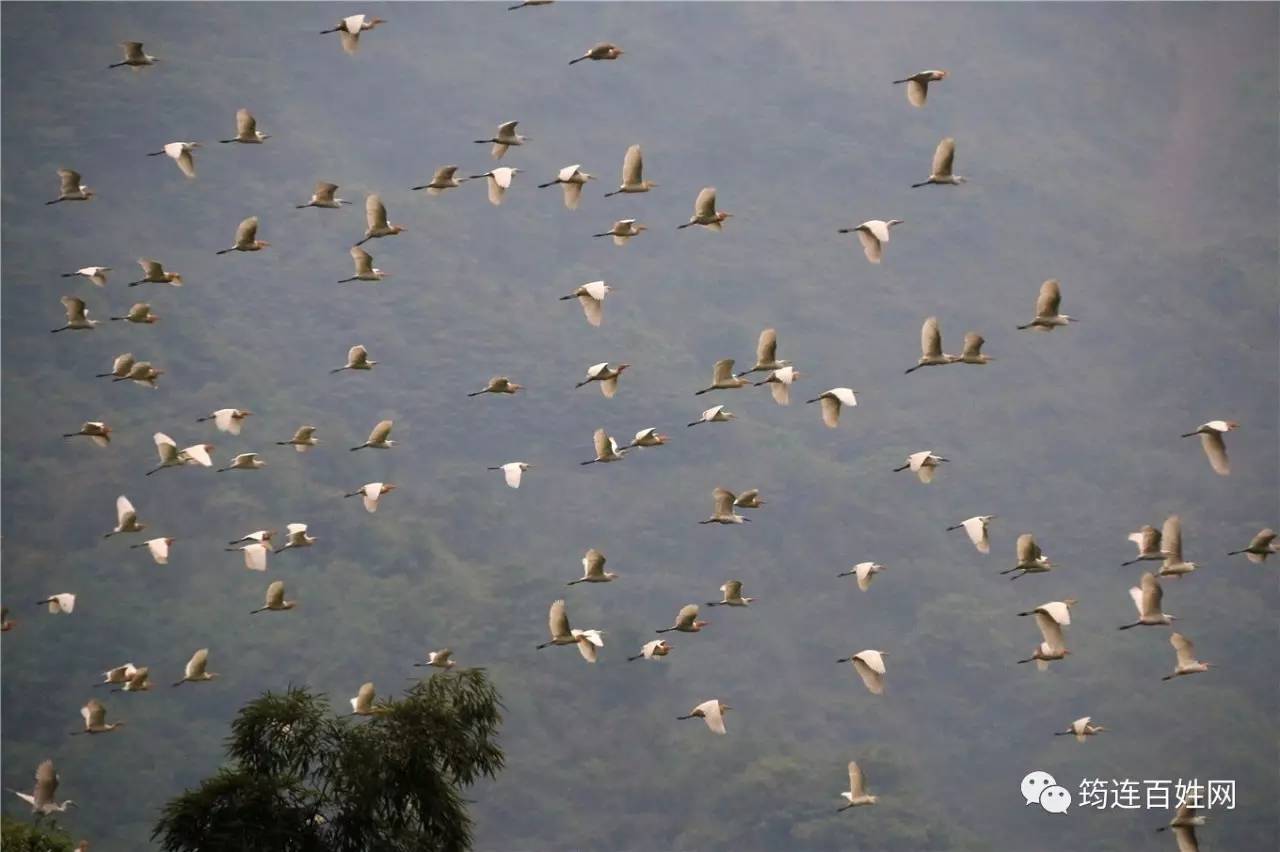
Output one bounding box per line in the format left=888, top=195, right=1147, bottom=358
left=370, top=17, right=387, bottom=27
left=694, top=620, right=709, bottom=630
left=383, top=484, right=398, bottom=493
left=937, top=70, right=949, bottom=79
left=954, top=176, right=968, bottom=184
left=257, top=240, right=272, bottom=248
left=164, top=537, right=176, bottom=546
left=1093, top=725, right=1108, bottom=733
left=720, top=212, right=734, bottom=221
left=239, top=410, right=254, bottom=418
left=1062, top=597, right=1078, bottom=606
left=190, top=142, right=203, bottom=149
left=720, top=704, right=732, bottom=712
left=653, top=432, right=669, bottom=444
left=616, top=363, right=631, bottom=373
left=169, top=273, right=183, bottom=283
left=635, top=224, right=649, bottom=232
left=508, top=382, right=523, bottom=393
left=887, top=218, right=905, bottom=227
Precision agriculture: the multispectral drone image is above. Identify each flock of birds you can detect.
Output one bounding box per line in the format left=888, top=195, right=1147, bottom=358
left=6, top=6, right=1275, bottom=849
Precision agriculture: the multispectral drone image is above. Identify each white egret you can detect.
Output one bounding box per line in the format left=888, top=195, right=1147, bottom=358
left=1017, top=598, right=1076, bottom=626
left=216, top=216, right=270, bottom=254
left=339, top=246, right=389, bottom=283
left=51, top=296, right=99, bottom=332
left=707, top=580, right=753, bottom=606
left=111, top=666, right=152, bottom=693
left=753, top=366, right=800, bottom=405
left=469, top=167, right=521, bottom=206
left=536, top=599, right=604, bottom=662
left=678, top=187, right=732, bottom=231
left=348, top=682, right=386, bottom=716
left=1155, top=803, right=1207, bottom=851
left=687, top=405, right=735, bottom=427
left=837, top=650, right=887, bottom=694
left=1158, top=515, right=1197, bottom=578
left=411, top=166, right=466, bottom=195
left=172, top=648, right=218, bottom=686
left=250, top=581, right=295, bottom=614
left=1017, top=279, right=1074, bottom=331
left=37, top=594, right=77, bottom=615
left=63, top=421, right=112, bottom=447
left=837, top=562, right=885, bottom=591
left=345, top=482, right=396, bottom=513
left=905, top=316, right=957, bottom=373
left=581, top=428, right=627, bottom=465
left=604, top=144, right=657, bottom=196
left=469, top=376, right=522, bottom=397
left=217, top=452, right=266, bottom=473
left=575, top=362, right=630, bottom=397
left=96, top=353, right=134, bottom=380
left=229, top=541, right=271, bottom=572
left=130, top=537, right=174, bottom=565
left=894, top=451, right=949, bottom=483
left=957, top=333, right=992, bottom=365
left=743, top=328, right=791, bottom=375
left=592, top=218, right=647, bottom=245
left=147, top=142, right=200, bottom=178
left=355, top=194, right=406, bottom=246
left=350, top=420, right=395, bottom=451
left=1162, top=632, right=1211, bottom=681
left=560, top=280, right=612, bottom=326
left=414, top=649, right=457, bottom=670
left=627, top=639, right=671, bottom=662
left=110, top=302, right=158, bottom=324
left=61, top=266, right=111, bottom=287
left=838, top=760, right=879, bottom=810
left=805, top=387, right=857, bottom=428
left=1180, top=420, right=1237, bottom=476
left=489, top=462, right=532, bottom=489
left=1054, top=716, right=1106, bottom=742
left=74, top=699, right=125, bottom=735
left=538, top=164, right=594, bottom=209
left=893, top=69, right=947, bottom=106
left=1002, top=533, right=1054, bottom=579
left=839, top=219, right=902, bottom=264
left=911, top=137, right=966, bottom=187
left=219, top=108, right=269, bottom=143
left=274, top=523, right=316, bottom=553
left=700, top=487, right=750, bottom=524
left=1117, top=572, right=1175, bottom=629
left=332, top=344, right=376, bottom=373
left=657, top=604, right=709, bottom=634
left=695, top=358, right=750, bottom=394
left=677, top=699, right=730, bottom=734
left=297, top=181, right=350, bottom=209
left=567, top=548, right=617, bottom=585
left=569, top=42, right=623, bottom=64
left=1016, top=611, right=1069, bottom=670
left=947, top=515, right=995, bottom=554
left=95, top=663, right=139, bottom=688
left=9, top=760, right=75, bottom=814
left=110, top=41, right=157, bottom=68
left=47, top=169, right=93, bottom=203
left=127, top=258, right=182, bottom=287
left=1228, top=528, right=1277, bottom=563
left=625, top=427, right=668, bottom=449
left=114, top=361, right=163, bottom=388
left=104, top=495, right=144, bottom=537
left=197, top=408, right=252, bottom=435
left=1123, top=524, right=1163, bottom=566
left=475, top=121, right=528, bottom=160
left=320, top=14, right=386, bottom=55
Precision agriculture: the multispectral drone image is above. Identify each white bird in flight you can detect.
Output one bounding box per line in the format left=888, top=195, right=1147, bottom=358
left=575, top=362, right=630, bottom=397
left=110, top=302, right=159, bottom=325
left=627, top=639, right=671, bottom=662
left=320, top=14, right=387, bottom=55
left=350, top=420, right=395, bottom=451
left=274, top=523, right=316, bottom=554
left=277, top=425, right=319, bottom=452
left=217, top=452, right=266, bottom=473
left=754, top=365, right=800, bottom=405
left=893, top=69, right=948, bottom=106
left=474, top=120, right=528, bottom=159
left=947, top=515, right=995, bottom=554
left=148, top=433, right=214, bottom=475
left=1054, top=716, right=1106, bottom=742
left=489, top=461, right=533, bottom=489
left=250, top=580, right=295, bottom=614
left=1228, top=528, right=1277, bottom=563
left=1155, top=803, right=1207, bottom=852
left=700, top=487, right=750, bottom=525
left=894, top=451, right=948, bottom=483
left=581, top=428, right=627, bottom=465
left=1002, top=533, right=1055, bottom=579
left=216, top=216, right=270, bottom=254
left=345, top=482, right=397, bottom=513
left=593, top=218, right=647, bottom=245
left=130, top=537, right=174, bottom=565
left=1017, top=598, right=1076, bottom=626
left=911, top=137, right=966, bottom=187
left=47, top=168, right=93, bottom=204
left=37, top=593, right=77, bottom=615
left=838, top=760, right=879, bottom=810
left=63, top=421, right=112, bottom=448
left=839, top=219, right=903, bottom=264
left=837, top=561, right=885, bottom=591
left=355, top=194, right=406, bottom=246
left=569, top=42, right=624, bottom=64
left=348, top=682, right=386, bottom=716
left=339, top=246, right=389, bottom=283
left=626, top=427, right=668, bottom=449
left=905, top=316, right=958, bottom=373
left=61, top=266, right=111, bottom=287
left=147, top=141, right=200, bottom=178
left=707, top=580, right=754, bottom=606
left=688, top=405, right=736, bottom=427
left=837, top=650, right=887, bottom=694
left=1123, top=523, right=1163, bottom=565
left=560, top=280, right=612, bottom=327
left=469, top=376, right=522, bottom=397
left=74, top=699, right=125, bottom=735
left=219, top=108, right=269, bottom=144
left=805, top=387, right=857, bottom=428
left=536, top=599, right=604, bottom=662
left=538, top=164, right=594, bottom=209
left=1180, top=420, right=1237, bottom=476
left=1117, top=572, right=1175, bottom=630
left=127, top=258, right=183, bottom=287
left=172, top=648, right=218, bottom=686
left=1016, top=610, right=1069, bottom=671
left=110, top=41, right=157, bottom=68
left=567, top=548, right=617, bottom=585
left=678, top=187, right=732, bottom=231
left=1157, top=515, right=1197, bottom=578
left=9, top=760, right=75, bottom=814
left=197, top=408, right=252, bottom=435
left=656, top=604, right=709, bottom=634
left=695, top=358, right=751, bottom=395
left=333, top=344, right=376, bottom=374
left=51, top=296, right=99, bottom=332
left=104, top=495, right=145, bottom=537
left=469, top=167, right=521, bottom=206
left=677, top=699, right=730, bottom=734
left=411, top=166, right=467, bottom=196
left=1162, top=632, right=1211, bottom=681
left=297, top=181, right=351, bottom=209
left=1017, top=279, right=1074, bottom=331
left=413, top=649, right=457, bottom=670
left=603, top=144, right=657, bottom=196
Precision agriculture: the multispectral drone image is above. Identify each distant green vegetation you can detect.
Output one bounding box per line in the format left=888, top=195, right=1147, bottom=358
left=1, top=817, right=78, bottom=852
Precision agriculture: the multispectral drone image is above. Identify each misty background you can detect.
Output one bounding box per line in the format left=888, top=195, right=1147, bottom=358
left=2, top=2, right=1277, bottom=850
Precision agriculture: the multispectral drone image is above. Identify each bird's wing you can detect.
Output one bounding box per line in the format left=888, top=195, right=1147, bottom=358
left=1170, top=632, right=1195, bottom=667
left=147, top=538, right=170, bottom=564
left=578, top=292, right=603, bottom=327
left=675, top=603, right=699, bottom=627
left=770, top=381, right=791, bottom=405
left=235, top=109, right=255, bottom=138
left=339, top=29, right=360, bottom=55
left=1016, top=533, right=1037, bottom=564
left=117, top=495, right=136, bottom=523
left=710, top=358, right=736, bottom=384
left=1172, top=826, right=1199, bottom=852
left=494, top=168, right=515, bottom=189
left=369, top=420, right=393, bottom=444
left=558, top=164, right=580, bottom=182
left=583, top=548, right=606, bottom=578
left=266, top=581, right=284, bottom=607
left=1141, top=572, right=1163, bottom=617
left=592, top=428, right=611, bottom=459
left=852, top=658, right=884, bottom=694
left=701, top=701, right=726, bottom=734
left=59, top=169, right=81, bottom=195
left=497, top=120, right=519, bottom=138
left=855, top=563, right=874, bottom=591
left=755, top=328, right=778, bottom=365
left=694, top=187, right=717, bottom=218
left=856, top=228, right=882, bottom=263
left=1035, top=612, right=1066, bottom=652
left=503, top=464, right=523, bottom=488
left=176, top=148, right=196, bottom=178
left=33, top=760, right=57, bottom=805
left=735, top=489, right=759, bottom=507
left=907, top=79, right=928, bottom=107
left=113, top=353, right=136, bottom=373
left=848, top=761, right=866, bottom=797
left=575, top=635, right=598, bottom=662
left=818, top=396, right=840, bottom=428
left=123, top=42, right=145, bottom=61
left=964, top=517, right=990, bottom=553
left=931, top=137, right=956, bottom=177
left=921, top=316, right=943, bottom=358
left=961, top=332, right=984, bottom=358
left=213, top=409, right=236, bottom=433
left=1161, top=515, right=1183, bottom=560
left=350, top=246, right=374, bottom=276
left=562, top=181, right=583, bottom=210
left=356, top=681, right=375, bottom=707
left=1035, top=280, right=1062, bottom=318
left=587, top=361, right=611, bottom=377
left=366, top=194, right=388, bottom=229
left=621, top=144, right=643, bottom=185
left=712, top=487, right=735, bottom=515
left=348, top=345, right=368, bottom=366
left=549, top=599, right=570, bottom=639
left=244, top=543, right=268, bottom=572
left=723, top=579, right=742, bottom=598
left=181, top=444, right=213, bottom=467
left=62, top=295, right=87, bottom=321
left=487, top=175, right=504, bottom=205
left=1040, top=601, right=1071, bottom=625
left=187, top=648, right=209, bottom=677
left=235, top=217, right=259, bottom=246
left=1200, top=432, right=1230, bottom=475
left=314, top=182, right=338, bottom=202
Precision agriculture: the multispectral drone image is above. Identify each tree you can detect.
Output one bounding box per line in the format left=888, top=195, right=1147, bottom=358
left=153, top=671, right=504, bottom=852
left=1, top=817, right=79, bottom=852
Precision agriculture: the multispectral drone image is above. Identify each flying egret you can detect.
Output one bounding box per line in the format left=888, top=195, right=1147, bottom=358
left=627, top=639, right=671, bottom=662
left=956, top=333, right=992, bottom=365
left=894, top=451, right=949, bottom=483
left=575, top=362, right=630, bottom=397
left=753, top=366, right=801, bottom=405
left=838, top=562, right=885, bottom=591
left=592, top=218, right=647, bottom=245
left=297, top=181, right=350, bottom=209
left=838, top=650, right=888, bottom=694
left=97, top=353, right=135, bottom=379
left=104, top=495, right=144, bottom=537
left=567, top=548, right=616, bottom=585
left=893, top=69, right=948, bottom=106
left=569, top=42, right=623, bottom=64
left=350, top=420, right=395, bottom=451
left=1016, top=611, right=1069, bottom=670
left=475, top=121, right=528, bottom=160
left=74, top=699, right=125, bottom=735
left=148, top=433, right=213, bottom=475
left=37, top=593, right=77, bottom=615
left=114, top=361, right=163, bottom=388
left=468, top=376, right=522, bottom=397
left=47, top=169, right=93, bottom=203
left=411, top=166, right=467, bottom=195
left=604, top=144, right=657, bottom=196
left=320, top=14, right=386, bottom=55
left=1155, top=803, right=1207, bottom=852
left=127, top=258, right=183, bottom=287
left=581, top=428, right=627, bottom=465
left=276, top=424, right=318, bottom=450
left=1054, top=716, right=1106, bottom=742
left=63, top=421, right=112, bottom=447
left=348, top=682, right=386, bottom=716
left=560, top=280, right=612, bottom=326
left=734, top=489, right=764, bottom=509
left=110, top=302, right=158, bottom=324
left=838, top=760, right=879, bottom=810
left=217, top=452, right=266, bottom=473
left=1180, top=420, right=1237, bottom=476
left=345, top=482, right=396, bottom=513
left=1158, top=515, right=1197, bottom=578
left=947, top=515, right=994, bottom=554
left=216, top=216, right=270, bottom=254
left=339, top=246, right=389, bottom=283
left=1018, top=598, right=1076, bottom=626
left=219, top=108, right=269, bottom=143
left=805, top=387, right=858, bottom=428
left=657, top=604, right=708, bottom=634
left=95, top=663, right=139, bottom=688
left=489, top=462, right=532, bottom=489
left=707, top=580, right=753, bottom=607
left=111, top=666, right=152, bottom=693
left=230, top=541, right=271, bottom=572
left=9, top=760, right=75, bottom=814
left=172, top=648, right=218, bottom=686
left=1117, top=572, right=1175, bottom=629
left=110, top=41, right=157, bottom=68
left=356, top=194, right=406, bottom=246
left=678, top=187, right=732, bottom=231
left=130, top=537, right=173, bottom=565
left=469, top=167, right=522, bottom=206
left=332, top=344, right=376, bottom=373
left=51, top=296, right=99, bottom=332
left=1162, top=632, right=1211, bottom=681
left=1001, top=533, right=1054, bottom=578
left=687, top=405, right=735, bottom=427
left=905, top=316, right=958, bottom=373
left=743, top=328, right=791, bottom=375
left=695, top=358, right=750, bottom=394
left=839, top=219, right=903, bottom=264
left=147, top=142, right=200, bottom=178
left=274, top=523, right=316, bottom=554
left=61, top=266, right=111, bottom=287
left=626, top=427, right=668, bottom=449
left=1017, top=279, right=1074, bottom=331
left=250, top=581, right=295, bottom=614
left=539, top=164, right=594, bottom=209
left=413, top=649, right=457, bottom=670
left=197, top=408, right=252, bottom=435
left=700, top=487, right=750, bottom=525
left=911, top=137, right=966, bottom=187
left=677, top=699, right=730, bottom=734
left=1228, top=528, right=1278, bottom=563
left=229, top=530, right=275, bottom=547
left=536, top=599, right=604, bottom=662
left=1124, top=524, right=1163, bottom=565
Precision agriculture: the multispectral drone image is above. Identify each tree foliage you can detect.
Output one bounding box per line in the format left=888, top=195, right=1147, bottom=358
left=152, top=671, right=504, bottom=852
left=0, top=817, right=78, bottom=852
